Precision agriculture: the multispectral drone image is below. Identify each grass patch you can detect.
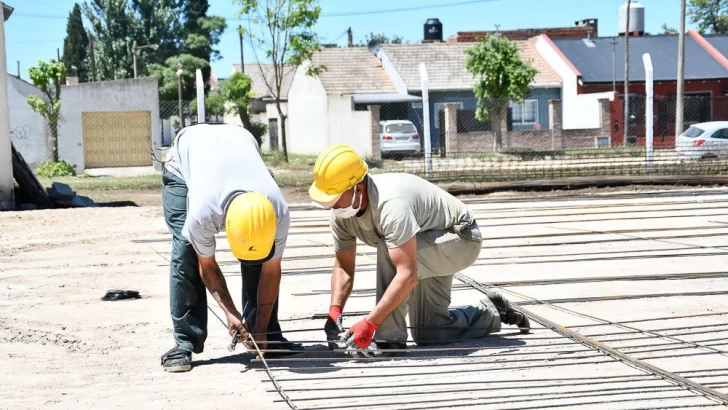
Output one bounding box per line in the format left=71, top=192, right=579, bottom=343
left=36, top=174, right=162, bottom=191
left=262, top=152, right=318, bottom=170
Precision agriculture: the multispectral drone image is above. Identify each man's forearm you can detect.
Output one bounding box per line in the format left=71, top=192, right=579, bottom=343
left=199, top=264, right=239, bottom=318
left=331, top=267, right=354, bottom=309
left=366, top=271, right=418, bottom=325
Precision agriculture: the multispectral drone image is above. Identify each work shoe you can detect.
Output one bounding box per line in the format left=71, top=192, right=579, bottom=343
left=346, top=341, right=408, bottom=358
left=161, top=347, right=192, bottom=373
left=264, top=336, right=305, bottom=358
left=485, top=290, right=531, bottom=335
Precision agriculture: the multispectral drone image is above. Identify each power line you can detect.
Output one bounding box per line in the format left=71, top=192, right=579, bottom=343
left=15, top=0, right=501, bottom=21
left=318, top=0, right=500, bottom=18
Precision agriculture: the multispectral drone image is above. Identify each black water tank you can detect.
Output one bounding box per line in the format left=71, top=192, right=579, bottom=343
left=424, top=18, right=443, bottom=42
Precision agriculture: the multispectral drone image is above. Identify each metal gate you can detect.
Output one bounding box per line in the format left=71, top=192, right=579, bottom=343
left=83, top=111, right=152, bottom=168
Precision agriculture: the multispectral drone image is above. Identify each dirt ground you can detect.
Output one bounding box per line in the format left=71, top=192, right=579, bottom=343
left=3, top=185, right=728, bottom=409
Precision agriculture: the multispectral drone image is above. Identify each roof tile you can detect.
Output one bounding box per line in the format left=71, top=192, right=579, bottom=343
left=381, top=41, right=561, bottom=92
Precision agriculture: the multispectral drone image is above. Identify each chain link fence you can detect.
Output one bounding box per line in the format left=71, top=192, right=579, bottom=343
left=363, top=95, right=728, bottom=183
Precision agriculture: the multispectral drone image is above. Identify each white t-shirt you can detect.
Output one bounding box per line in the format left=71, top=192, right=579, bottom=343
left=165, top=123, right=289, bottom=259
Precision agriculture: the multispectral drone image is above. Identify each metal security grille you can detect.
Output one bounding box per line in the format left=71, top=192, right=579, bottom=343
left=83, top=111, right=152, bottom=168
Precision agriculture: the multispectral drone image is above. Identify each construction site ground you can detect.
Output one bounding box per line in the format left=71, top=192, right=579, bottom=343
left=3, top=186, right=728, bottom=409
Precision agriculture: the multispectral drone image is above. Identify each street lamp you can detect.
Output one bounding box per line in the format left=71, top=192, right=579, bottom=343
left=133, top=42, right=159, bottom=79
left=176, top=63, right=183, bottom=128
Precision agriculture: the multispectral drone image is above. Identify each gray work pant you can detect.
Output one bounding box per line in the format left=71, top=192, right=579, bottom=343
left=375, top=222, right=502, bottom=345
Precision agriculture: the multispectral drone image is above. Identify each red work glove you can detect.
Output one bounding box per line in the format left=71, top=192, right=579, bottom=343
left=344, top=318, right=379, bottom=349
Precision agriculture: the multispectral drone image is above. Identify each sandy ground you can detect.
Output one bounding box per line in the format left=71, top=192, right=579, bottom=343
left=3, top=186, right=728, bottom=409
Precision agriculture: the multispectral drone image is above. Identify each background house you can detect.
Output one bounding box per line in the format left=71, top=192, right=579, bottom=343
left=227, top=64, right=294, bottom=151
left=541, top=31, right=728, bottom=147
left=287, top=47, right=416, bottom=156
left=377, top=41, right=562, bottom=153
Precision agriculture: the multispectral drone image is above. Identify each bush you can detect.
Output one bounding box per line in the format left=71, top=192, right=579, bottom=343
left=36, top=160, right=76, bottom=178
left=247, top=122, right=268, bottom=147
left=365, top=156, right=383, bottom=169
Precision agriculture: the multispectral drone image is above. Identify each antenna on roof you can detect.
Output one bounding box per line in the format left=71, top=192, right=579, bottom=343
left=367, top=39, right=382, bottom=56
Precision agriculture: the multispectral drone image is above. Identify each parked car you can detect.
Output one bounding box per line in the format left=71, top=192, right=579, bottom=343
left=676, top=121, right=728, bottom=161
left=379, top=120, right=421, bottom=156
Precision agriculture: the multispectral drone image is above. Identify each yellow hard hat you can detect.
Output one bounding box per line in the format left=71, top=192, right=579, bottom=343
left=309, top=144, right=368, bottom=207
left=225, top=192, right=277, bottom=263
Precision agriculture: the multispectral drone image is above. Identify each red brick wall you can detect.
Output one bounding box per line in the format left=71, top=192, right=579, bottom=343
left=448, top=26, right=595, bottom=43
left=585, top=80, right=728, bottom=148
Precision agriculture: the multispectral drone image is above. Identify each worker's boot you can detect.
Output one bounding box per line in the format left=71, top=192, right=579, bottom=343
left=485, top=290, right=530, bottom=334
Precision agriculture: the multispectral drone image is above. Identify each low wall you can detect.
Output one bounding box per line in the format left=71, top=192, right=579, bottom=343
left=443, top=98, right=612, bottom=153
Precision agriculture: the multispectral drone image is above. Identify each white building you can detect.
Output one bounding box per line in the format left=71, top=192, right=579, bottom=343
left=287, top=47, right=416, bottom=156
left=8, top=75, right=51, bottom=166
left=226, top=64, right=294, bottom=151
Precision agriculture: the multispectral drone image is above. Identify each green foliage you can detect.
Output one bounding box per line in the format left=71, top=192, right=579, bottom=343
left=82, top=0, right=225, bottom=88
left=236, top=0, right=324, bottom=163
left=359, top=32, right=405, bottom=45
left=148, top=54, right=208, bottom=100
left=660, top=23, right=678, bottom=34
left=465, top=35, right=537, bottom=152
left=248, top=122, right=268, bottom=147
left=190, top=87, right=226, bottom=120
left=689, top=0, right=728, bottom=34
left=62, top=4, right=89, bottom=82
left=364, top=156, right=383, bottom=169
left=36, top=160, right=77, bottom=178
left=27, top=60, right=66, bottom=162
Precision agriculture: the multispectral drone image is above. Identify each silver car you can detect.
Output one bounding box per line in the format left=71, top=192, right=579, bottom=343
left=379, top=120, right=421, bottom=156
left=676, top=121, right=728, bottom=161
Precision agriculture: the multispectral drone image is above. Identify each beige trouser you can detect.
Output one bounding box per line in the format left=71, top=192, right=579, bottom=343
left=374, top=222, right=502, bottom=345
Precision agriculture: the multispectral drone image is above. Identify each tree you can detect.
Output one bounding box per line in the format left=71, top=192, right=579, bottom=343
left=83, top=0, right=135, bottom=80
left=27, top=60, right=67, bottom=162
left=660, top=23, right=678, bottom=34
left=465, top=35, right=537, bottom=152
left=688, top=0, right=728, bottom=34
left=358, top=32, right=405, bottom=45
left=62, top=3, right=89, bottom=82
left=219, top=72, right=267, bottom=146
left=147, top=54, right=208, bottom=100
left=182, top=0, right=226, bottom=90
left=190, top=88, right=226, bottom=120
left=129, top=0, right=184, bottom=73
left=237, top=0, right=324, bottom=162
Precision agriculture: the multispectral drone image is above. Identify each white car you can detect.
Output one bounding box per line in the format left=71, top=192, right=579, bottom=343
left=379, top=120, right=421, bottom=156
left=677, top=121, right=728, bottom=161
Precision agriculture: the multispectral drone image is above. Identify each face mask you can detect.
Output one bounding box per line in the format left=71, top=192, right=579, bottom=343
left=333, top=188, right=362, bottom=219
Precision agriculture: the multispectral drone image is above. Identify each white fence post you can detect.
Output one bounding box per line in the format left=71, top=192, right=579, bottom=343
left=196, top=69, right=205, bottom=123
left=642, top=53, right=654, bottom=169
left=419, top=63, right=432, bottom=178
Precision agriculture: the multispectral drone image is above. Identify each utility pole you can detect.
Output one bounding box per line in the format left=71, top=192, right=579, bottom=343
left=16, top=60, right=19, bottom=78
left=56, top=48, right=60, bottom=62
left=611, top=38, right=618, bottom=92
left=347, top=27, right=353, bottom=47
left=623, top=0, right=631, bottom=146
left=676, top=0, right=686, bottom=141
left=238, top=25, right=244, bottom=73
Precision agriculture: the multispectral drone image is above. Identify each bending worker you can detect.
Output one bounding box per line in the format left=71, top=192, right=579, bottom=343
left=160, top=123, right=301, bottom=372
left=309, top=145, right=529, bottom=356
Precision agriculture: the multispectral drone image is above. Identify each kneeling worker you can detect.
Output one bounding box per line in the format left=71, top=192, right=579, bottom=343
left=308, top=145, right=529, bottom=356
left=160, top=123, right=301, bottom=372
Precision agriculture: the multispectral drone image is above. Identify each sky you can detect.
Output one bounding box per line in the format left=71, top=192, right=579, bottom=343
left=4, top=0, right=696, bottom=81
